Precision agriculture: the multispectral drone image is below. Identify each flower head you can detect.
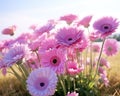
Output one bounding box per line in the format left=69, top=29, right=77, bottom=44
left=55, top=27, right=84, bottom=47
left=93, top=16, right=119, bottom=38
left=77, top=15, right=92, bottom=28
left=40, top=49, right=66, bottom=74
left=35, top=20, right=55, bottom=36
left=67, top=91, right=79, bottom=96
left=2, top=25, right=16, bottom=36
left=3, top=44, right=25, bottom=66
left=26, top=67, right=58, bottom=96
left=39, top=38, right=58, bottom=53
left=60, top=14, right=78, bottom=24
left=92, top=43, right=101, bottom=53
left=66, top=61, right=84, bottom=75
left=104, top=39, right=119, bottom=56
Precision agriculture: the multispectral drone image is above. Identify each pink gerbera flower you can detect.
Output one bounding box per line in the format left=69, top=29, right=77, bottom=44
left=35, top=20, right=55, bottom=36
left=40, top=49, right=66, bottom=74
left=26, top=67, right=58, bottom=96
left=77, top=15, right=92, bottom=28
left=3, top=44, right=25, bottom=66
left=67, top=91, right=79, bottom=96
left=92, top=44, right=100, bottom=53
left=38, top=38, right=58, bottom=53
left=99, top=57, right=110, bottom=68
left=2, top=25, right=16, bottom=36
left=104, top=39, right=119, bottom=56
left=60, top=14, right=78, bottom=24
left=93, top=16, right=119, bottom=38
left=55, top=27, right=84, bottom=47
left=66, top=61, right=84, bottom=75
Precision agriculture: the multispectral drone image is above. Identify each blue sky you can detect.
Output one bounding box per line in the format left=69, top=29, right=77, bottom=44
left=0, top=0, right=120, bottom=40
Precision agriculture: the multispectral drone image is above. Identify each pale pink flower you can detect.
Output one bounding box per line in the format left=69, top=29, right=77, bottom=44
left=99, top=58, right=110, bottom=68
left=40, top=49, right=66, bottom=74
left=92, top=44, right=100, bottom=53
left=26, top=67, right=58, bottom=96
left=60, top=14, right=78, bottom=24
left=29, top=24, right=37, bottom=30
left=100, top=74, right=109, bottom=87
left=74, top=36, right=88, bottom=52
left=89, top=32, right=100, bottom=41
left=2, top=25, right=16, bottom=36
left=98, top=67, right=107, bottom=76
left=66, top=61, right=84, bottom=75
left=104, top=39, right=119, bottom=56
left=77, top=15, right=92, bottom=28
left=93, top=16, right=119, bottom=38
left=67, top=91, right=79, bottom=96
left=35, top=20, right=55, bottom=36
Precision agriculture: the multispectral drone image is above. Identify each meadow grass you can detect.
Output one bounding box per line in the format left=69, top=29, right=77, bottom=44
left=0, top=52, right=120, bottom=96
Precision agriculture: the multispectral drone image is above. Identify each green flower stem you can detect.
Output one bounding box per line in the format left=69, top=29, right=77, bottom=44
left=16, top=64, right=26, bottom=80
left=10, top=66, right=26, bottom=90
left=89, top=41, right=93, bottom=79
left=93, top=38, right=106, bottom=80
left=58, top=75, right=66, bottom=96
left=19, top=64, right=29, bottom=78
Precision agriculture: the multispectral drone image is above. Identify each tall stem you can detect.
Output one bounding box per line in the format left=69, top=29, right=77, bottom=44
left=93, top=38, right=106, bottom=80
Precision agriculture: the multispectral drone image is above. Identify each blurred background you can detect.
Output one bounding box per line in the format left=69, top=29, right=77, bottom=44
left=0, top=0, right=120, bottom=40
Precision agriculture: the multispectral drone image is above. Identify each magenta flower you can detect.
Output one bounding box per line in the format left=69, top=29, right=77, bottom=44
left=3, top=44, right=25, bottom=66
left=55, top=27, right=84, bottom=47
left=40, top=49, right=66, bottom=74
left=2, top=25, right=16, bottom=36
left=26, top=67, right=58, bottom=96
left=104, top=39, right=119, bottom=56
left=93, top=16, right=119, bottom=38
left=67, top=91, right=79, bottom=96
left=60, top=14, right=78, bottom=24
left=66, top=61, right=84, bottom=75
left=77, top=15, right=92, bottom=28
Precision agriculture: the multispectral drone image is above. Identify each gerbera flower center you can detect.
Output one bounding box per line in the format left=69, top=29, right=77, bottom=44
left=50, top=56, right=61, bottom=66
left=101, top=24, right=112, bottom=32
left=34, top=77, right=49, bottom=90
left=40, top=82, right=45, bottom=87
left=68, top=38, right=73, bottom=41
left=53, top=59, right=57, bottom=64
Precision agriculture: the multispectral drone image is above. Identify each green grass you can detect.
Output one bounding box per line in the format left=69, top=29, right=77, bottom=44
left=0, top=52, right=120, bottom=96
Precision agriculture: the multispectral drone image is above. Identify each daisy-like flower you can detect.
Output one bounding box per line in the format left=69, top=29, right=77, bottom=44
left=100, top=74, right=109, bottom=87
left=2, top=25, right=16, bottom=36
left=35, top=20, right=56, bottom=36
left=99, top=57, right=110, bottom=68
left=66, top=61, right=84, bottom=75
left=39, top=38, right=58, bottom=53
left=92, top=43, right=100, bottom=53
left=26, top=67, right=58, bottom=96
left=3, top=44, right=25, bottom=66
left=67, top=91, right=79, bottom=96
left=93, top=16, right=119, bottom=38
left=104, top=39, right=119, bottom=56
left=55, top=27, right=84, bottom=47
left=60, top=14, right=78, bottom=24
left=40, top=48, right=66, bottom=74
left=77, top=15, right=92, bottom=28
